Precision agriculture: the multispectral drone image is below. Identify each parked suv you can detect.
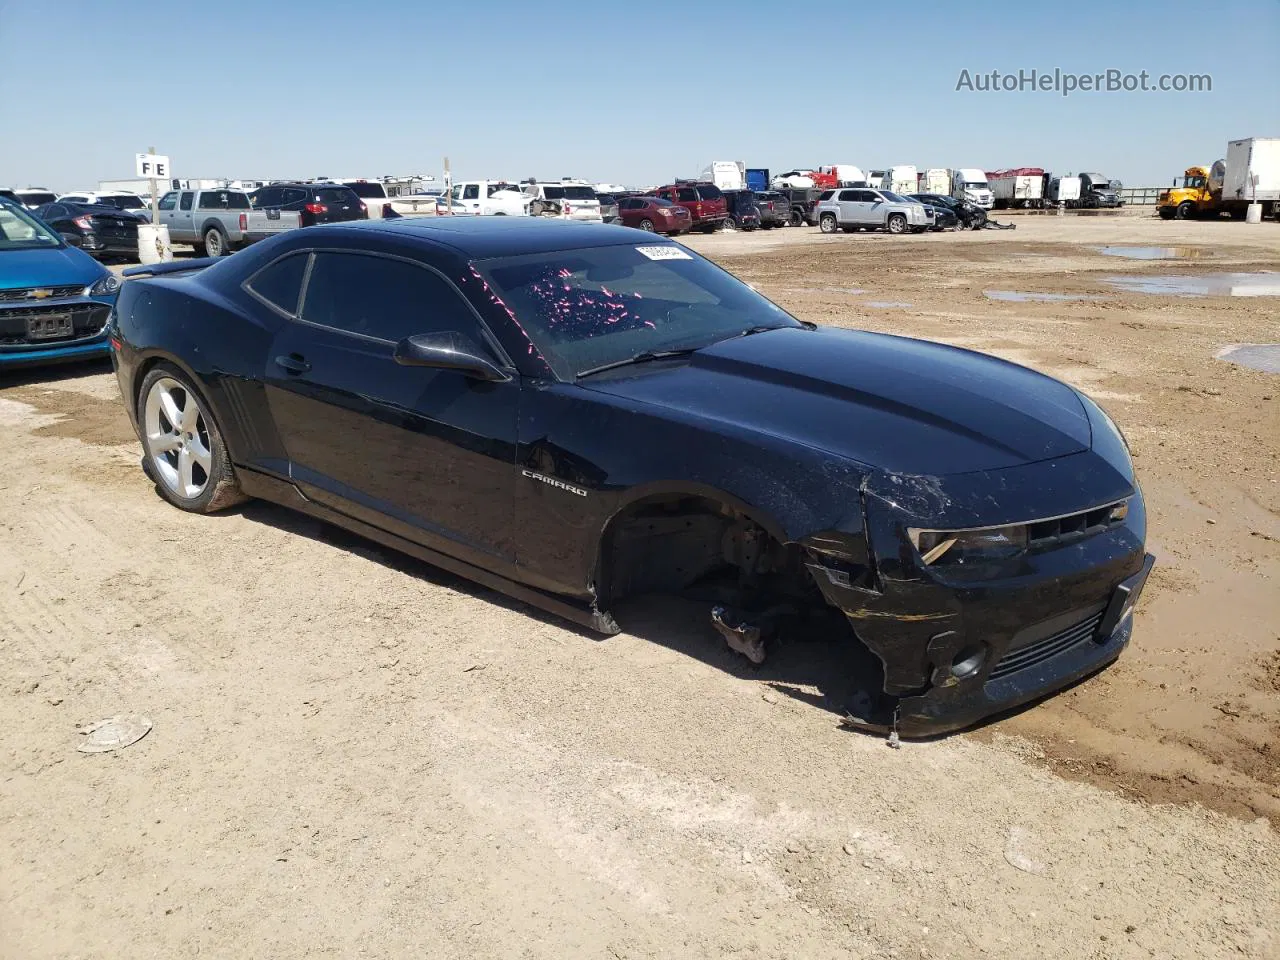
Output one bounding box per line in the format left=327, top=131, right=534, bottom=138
left=721, top=190, right=761, bottom=231
left=815, top=188, right=933, bottom=234
left=523, top=182, right=603, bottom=221
left=250, top=183, right=368, bottom=227
left=647, top=181, right=727, bottom=233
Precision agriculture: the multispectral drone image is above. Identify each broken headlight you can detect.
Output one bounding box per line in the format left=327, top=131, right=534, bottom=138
left=909, top=524, right=1028, bottom=566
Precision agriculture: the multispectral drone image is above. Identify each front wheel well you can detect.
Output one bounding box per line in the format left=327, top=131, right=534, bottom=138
left=595, top=493, right=814, bottom=612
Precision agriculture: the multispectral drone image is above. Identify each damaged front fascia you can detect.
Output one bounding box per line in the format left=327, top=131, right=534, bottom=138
left=800, top=471, right=967, bottom=698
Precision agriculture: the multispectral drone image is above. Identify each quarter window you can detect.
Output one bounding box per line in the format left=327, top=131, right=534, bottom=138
left=246, top=253, right=309, bottom=316
left=300, top=253, right=488, bottom=346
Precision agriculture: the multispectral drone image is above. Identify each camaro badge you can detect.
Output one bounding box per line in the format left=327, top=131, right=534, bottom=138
left=521, top=469, right=587, bottom=497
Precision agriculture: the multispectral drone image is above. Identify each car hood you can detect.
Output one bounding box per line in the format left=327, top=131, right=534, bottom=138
left=0, top=245, right=106, bottom=290
left=582, top=327, right=1091, bottom=475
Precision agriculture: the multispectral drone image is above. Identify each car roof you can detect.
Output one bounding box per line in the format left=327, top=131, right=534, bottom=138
left=303, top=217, right=664, bottom=259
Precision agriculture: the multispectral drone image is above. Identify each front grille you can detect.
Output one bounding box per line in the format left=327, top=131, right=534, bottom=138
left=0, top=301, right=111, bottom=346
left=988, top=612, right=1104, bottom=681
left=1027, top=504, right=1124, bottom=550
left=0, top=284, right=85, bottom=303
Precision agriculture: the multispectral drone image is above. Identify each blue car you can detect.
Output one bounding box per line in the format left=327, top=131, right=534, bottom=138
left=1, top=198, right=120, bottom=369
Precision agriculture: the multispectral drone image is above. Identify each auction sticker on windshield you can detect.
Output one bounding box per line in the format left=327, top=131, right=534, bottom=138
left=635, top=245, right=692, bottom=261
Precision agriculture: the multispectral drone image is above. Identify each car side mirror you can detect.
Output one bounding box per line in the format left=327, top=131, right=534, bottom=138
left=393, top=331, right=511, bottom=382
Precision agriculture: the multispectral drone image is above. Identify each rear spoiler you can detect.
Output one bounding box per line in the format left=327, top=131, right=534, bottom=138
left=123, top=257, right=221, bottom=279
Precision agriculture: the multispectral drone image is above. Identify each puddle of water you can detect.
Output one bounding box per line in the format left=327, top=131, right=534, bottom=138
left=1217, top=343, right=1280, bottom=374
left=984, top=290, right=1108, bottom=302
left=865, top=301, right=912, bottom=309
left=1103, top=272, right=1280, bottom=297
left=1095, top=246, right=1210, bottom=260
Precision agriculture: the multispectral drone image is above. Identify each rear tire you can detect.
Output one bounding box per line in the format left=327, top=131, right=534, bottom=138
left=203, top=227, right=229, bottom=257
left=638, top=218, right=655, bottom=232
left=722, top=217, right=737, bottom=231
left=819, top=213, right=838, bottom=234
left=886, top=214, right=907, bottom=234
left=1175, top=201, right=1194, bottom=220
left=137, top=364, right=246, bottom=514
left=789, top=209, right=804, bottom=227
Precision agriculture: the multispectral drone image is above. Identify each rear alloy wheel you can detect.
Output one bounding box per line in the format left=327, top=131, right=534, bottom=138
left=638, top=218, right=655, bottom=232
left=819, top=213, right=838, bottom=234
left=722, top=217, right=737, bottom=231
left=204, top=227, right=228, bottom=257
left=886, top=214, right=907, bottom=234
left=139, top=367, right=244, bottom=513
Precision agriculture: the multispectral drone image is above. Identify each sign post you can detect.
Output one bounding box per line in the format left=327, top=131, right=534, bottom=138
left=443, top=156, right=451, bottom=216
left=135, top=149, right=170, bottom=224
left=134, top=150, right=173, bottom=265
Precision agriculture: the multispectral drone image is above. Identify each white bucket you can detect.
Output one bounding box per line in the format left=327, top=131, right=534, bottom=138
left=1245, top=203, right=1263, bottom=224
left=137, top=224, right=173, bottom=265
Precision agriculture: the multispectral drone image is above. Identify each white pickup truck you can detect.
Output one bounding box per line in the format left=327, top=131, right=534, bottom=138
left=341, top=180, right=441, bottom=219
left=157, top=188, right=301, bottom=256
left=447, top=180, right=533, bottom=216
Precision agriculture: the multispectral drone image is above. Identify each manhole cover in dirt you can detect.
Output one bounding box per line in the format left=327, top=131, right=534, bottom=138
left=77, top=715, right=153, bottom=753
left=1217, top=344, right=1280, bottom=374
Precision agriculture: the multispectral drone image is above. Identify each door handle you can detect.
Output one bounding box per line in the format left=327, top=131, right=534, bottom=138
left=275, top=354, right=311, bottom=374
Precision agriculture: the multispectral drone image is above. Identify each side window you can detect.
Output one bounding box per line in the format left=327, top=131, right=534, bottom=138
left=854, top=190, right=875, bottom=202
left=246, top=252, right=309, bottom=316
left=179, top=192, right=194, bottom=211
left=462, top=184, right=479, bottom=200
left=253, top=187, right=280, bottom=207
left=44, top=204, right=65, bottom=219
left=838, top=190, right=858, bottom=202
left=677, top=187, right=697, bottom=202
left=282, top=188, right=307, bottom=207
left=301, top=253, right=488, bottom=346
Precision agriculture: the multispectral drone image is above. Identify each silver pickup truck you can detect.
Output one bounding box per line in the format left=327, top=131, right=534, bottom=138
left=157, top=188, right=300, bottom=256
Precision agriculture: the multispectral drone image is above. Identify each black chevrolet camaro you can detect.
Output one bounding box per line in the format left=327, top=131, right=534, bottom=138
left=110, top=218, right=1153, bottom=736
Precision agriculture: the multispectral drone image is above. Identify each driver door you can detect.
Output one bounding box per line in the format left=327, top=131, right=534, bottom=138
left=263, top=250, right=521, bottom=575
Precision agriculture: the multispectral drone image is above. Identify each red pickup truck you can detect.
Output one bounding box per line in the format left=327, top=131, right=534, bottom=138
left=646, top=181, right=727, bottom=233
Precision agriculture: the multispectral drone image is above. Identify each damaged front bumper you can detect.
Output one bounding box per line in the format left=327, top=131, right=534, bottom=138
left=804, top=453, right=1153, bottom=737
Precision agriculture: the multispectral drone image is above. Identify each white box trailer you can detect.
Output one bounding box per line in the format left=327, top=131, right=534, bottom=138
left=1222, top=137, right=1280, bottom=203
left=919, top=168, right=950, bottom=194
left=988, top=168, right=1046, bottom=208
left=699, top=160, right=746, bottom=191
left=880, top=165, right=917, bottom=195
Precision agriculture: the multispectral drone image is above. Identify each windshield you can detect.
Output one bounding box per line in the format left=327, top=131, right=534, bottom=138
left=1175, top=176, right=1206, bottom=189
left=882, top=192, right=908, bottom=203
left=963, top=182, right=987, bottom=189
left=476, top=244, right=802, bottom=380
left=0, top=201, right=63, bottom=250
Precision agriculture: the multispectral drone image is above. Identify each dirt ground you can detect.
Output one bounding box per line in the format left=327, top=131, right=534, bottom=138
left=2, top=216, right=1277, bottom=959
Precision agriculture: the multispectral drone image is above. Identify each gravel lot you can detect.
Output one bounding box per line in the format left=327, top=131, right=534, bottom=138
left=2, top=215, right=1277, bottom=959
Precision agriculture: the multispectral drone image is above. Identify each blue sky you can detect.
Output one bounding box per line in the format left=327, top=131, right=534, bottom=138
left=1, top=0, right=1276, bottom=191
